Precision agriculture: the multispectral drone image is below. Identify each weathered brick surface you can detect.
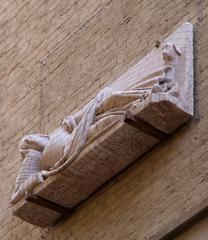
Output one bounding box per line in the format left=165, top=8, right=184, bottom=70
left=0, top=0, right=208, bottom=239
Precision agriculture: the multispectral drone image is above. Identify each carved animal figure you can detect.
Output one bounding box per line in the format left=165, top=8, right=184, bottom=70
left=152, top=42, right=181, bottom=96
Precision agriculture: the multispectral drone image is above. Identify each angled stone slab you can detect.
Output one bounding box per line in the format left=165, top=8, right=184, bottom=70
left=12, top=22, right=194, bottom=227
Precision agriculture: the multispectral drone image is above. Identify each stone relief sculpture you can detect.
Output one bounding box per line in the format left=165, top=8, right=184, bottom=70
left=11, top=22, right=193, bottom=227
left=11, top=42, right=182, bottom=204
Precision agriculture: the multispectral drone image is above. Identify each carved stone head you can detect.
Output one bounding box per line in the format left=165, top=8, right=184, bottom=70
left=19, top=134, right=49, bottom=154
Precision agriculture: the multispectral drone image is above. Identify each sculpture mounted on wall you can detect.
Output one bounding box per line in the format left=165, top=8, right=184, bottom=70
left=11, top=22, right=194, bottom=227
left=11, top=42, right=182, bottom=204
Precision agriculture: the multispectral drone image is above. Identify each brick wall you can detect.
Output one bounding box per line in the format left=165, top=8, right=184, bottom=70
left=0, top=0, right=208, bottom=239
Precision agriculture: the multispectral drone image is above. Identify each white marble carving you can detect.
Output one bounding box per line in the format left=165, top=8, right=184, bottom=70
left=11, top=23, right=194, bottom=227
left=11, top=42, right=181, bottom=204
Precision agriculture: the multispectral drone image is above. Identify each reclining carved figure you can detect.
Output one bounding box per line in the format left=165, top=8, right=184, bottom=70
left=11, top=42, right=182, bottom=204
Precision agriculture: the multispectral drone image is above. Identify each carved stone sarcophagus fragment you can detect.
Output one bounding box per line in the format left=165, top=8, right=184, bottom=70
left=11, top=23, right=194, bottom=227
